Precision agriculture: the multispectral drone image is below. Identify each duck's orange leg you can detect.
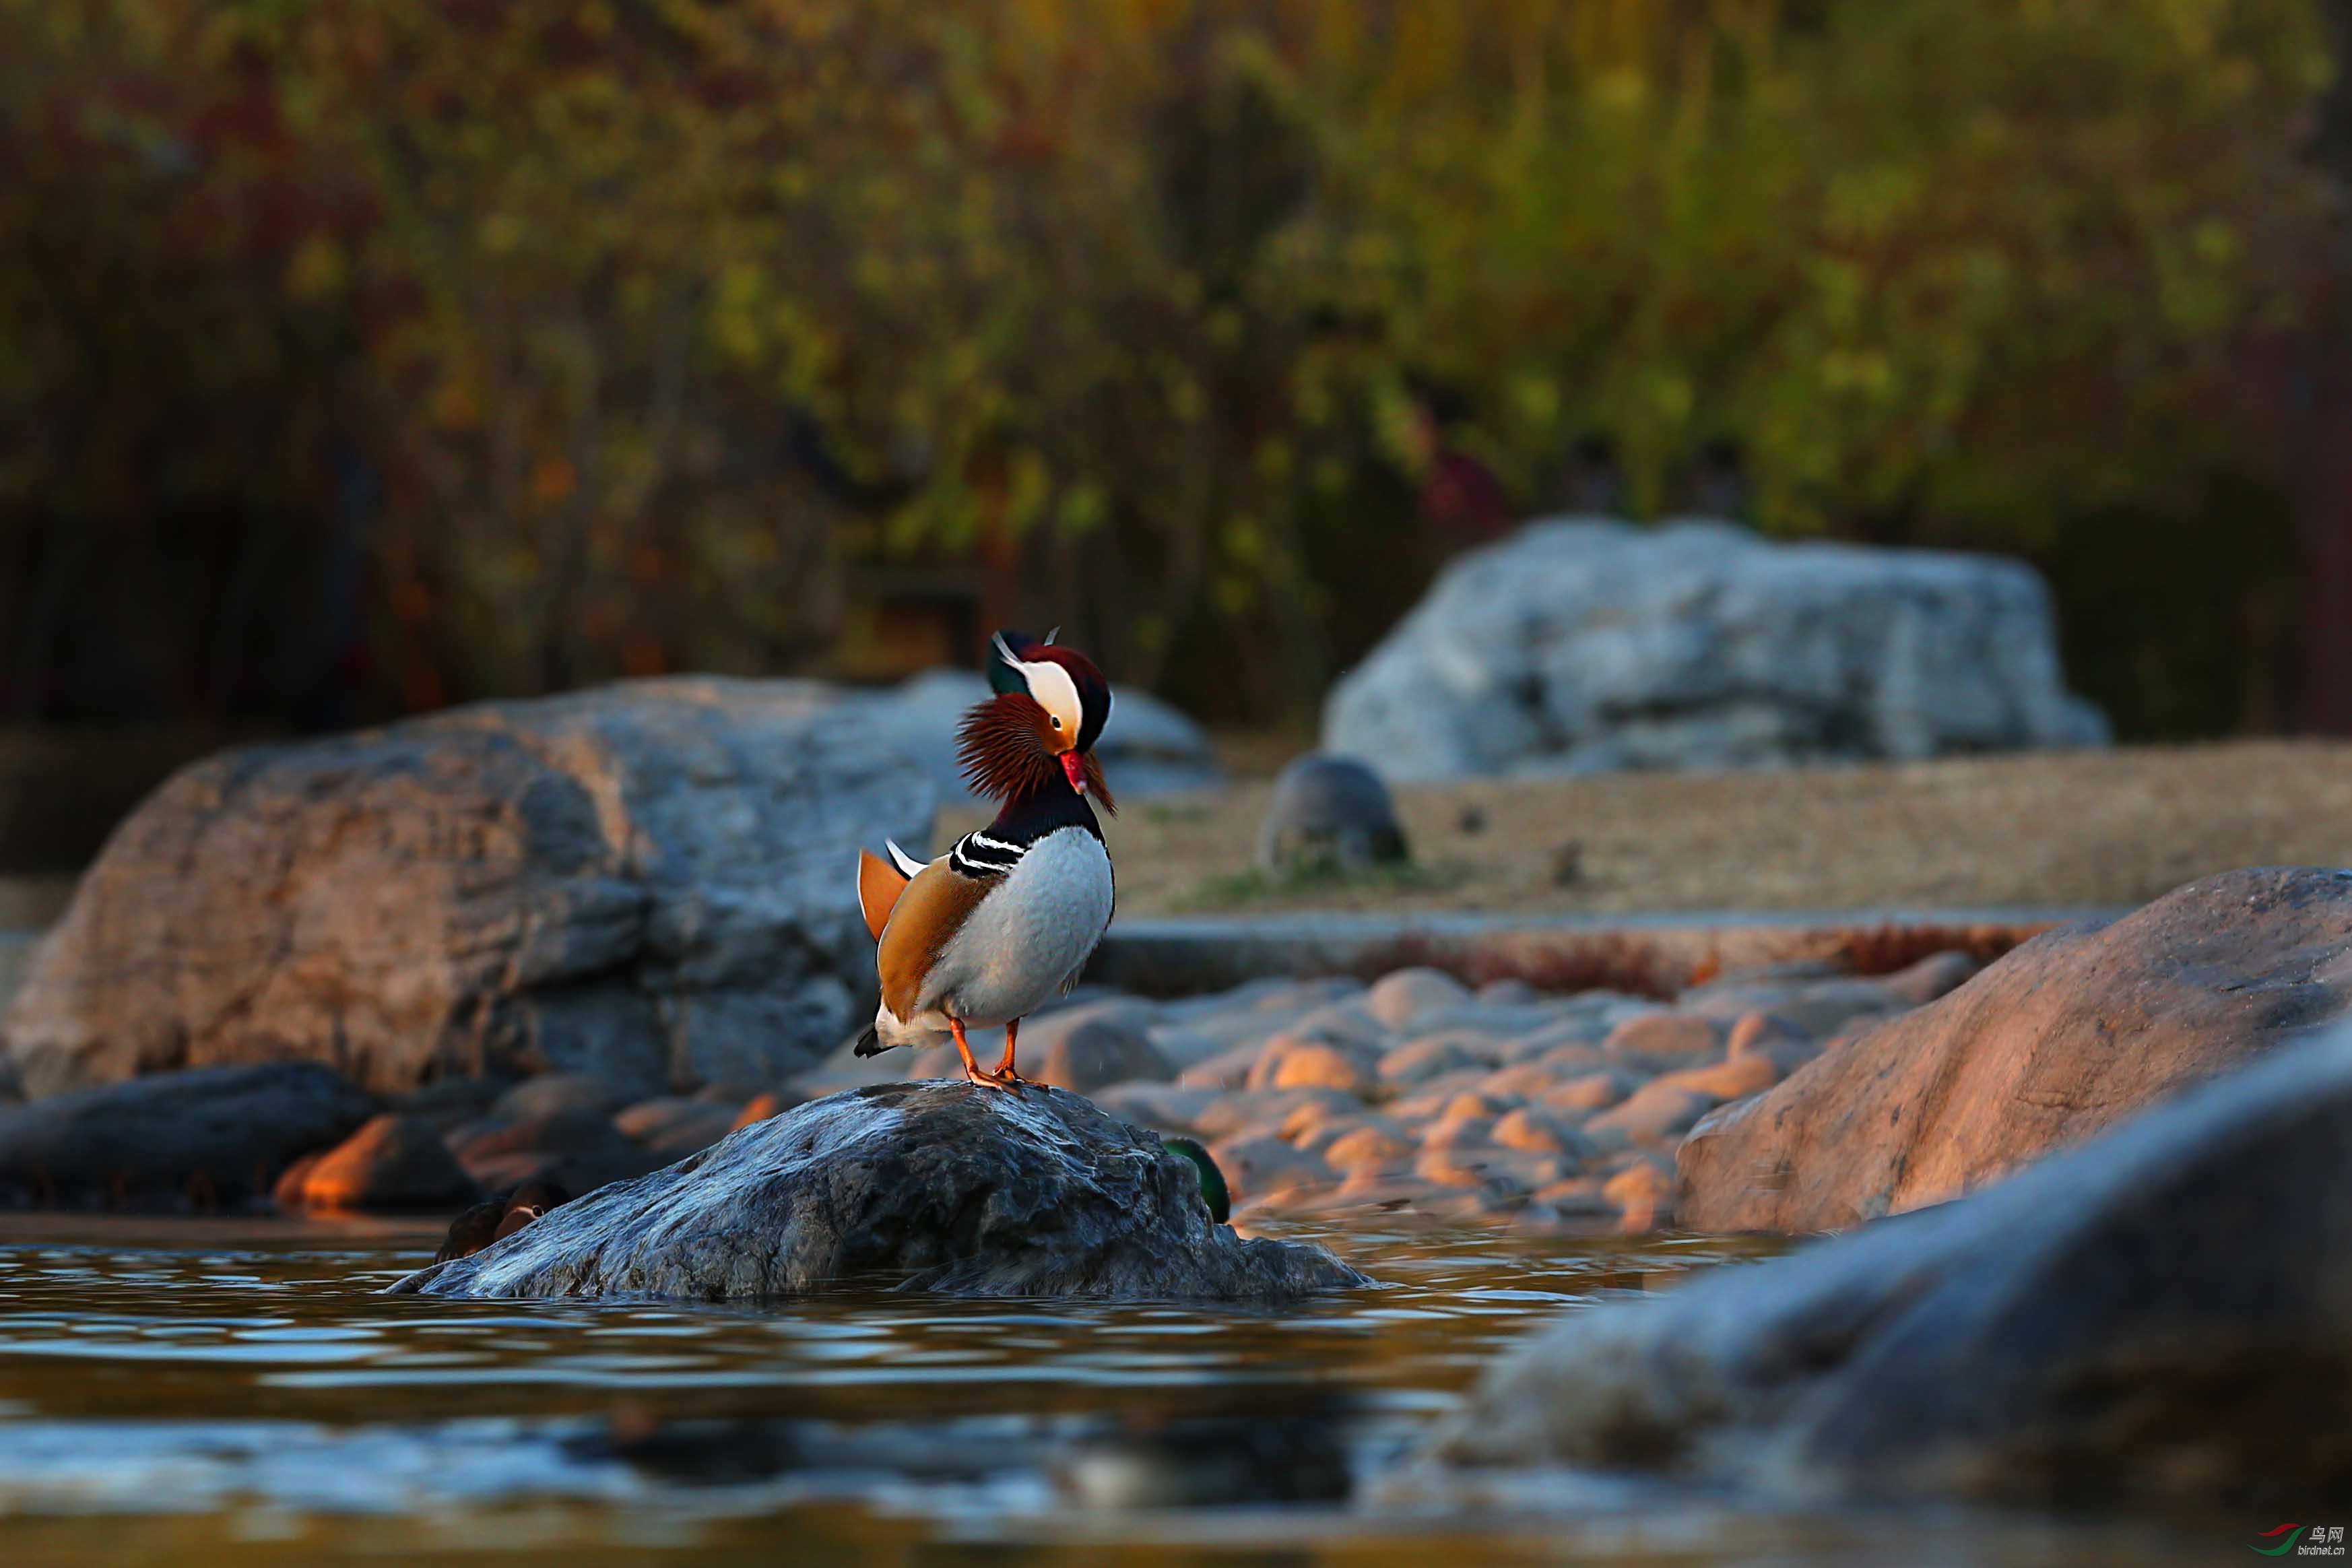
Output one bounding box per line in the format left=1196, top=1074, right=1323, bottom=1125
left=988, top=1018, right=1031, bottom=1088
left=950, top=1018, right=1012, bottom=1091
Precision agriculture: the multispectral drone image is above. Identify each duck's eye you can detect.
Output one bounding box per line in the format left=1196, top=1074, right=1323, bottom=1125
left=1051, top=715, right=1064, bottom=730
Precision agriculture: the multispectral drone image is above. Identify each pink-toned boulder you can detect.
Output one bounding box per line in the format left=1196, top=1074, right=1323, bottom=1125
left=1248, top=1038, right=1375, bottom=1097
left=1678, top=868, right=2352, bottom=1233
left=1603, top=1156, right=1675, bottom=1231
left=1491, top=1107, right=1594, bottom=1168
left=1538, top=1070, right=1633, bottom=1115
left=1652, top=1053, right=1779, bottom=1103
left=1322, top=1123, right=1416, bottom=1173
left=1603, top=1012, right=1722, bottom=1068
left=1587, top=1080, right=1719, bottom=1145
left=1379, top=1033, right=1497, bottom=1086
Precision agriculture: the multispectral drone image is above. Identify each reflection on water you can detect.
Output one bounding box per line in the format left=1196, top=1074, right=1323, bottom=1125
left=0, top=1217, right=2244, bottom=1565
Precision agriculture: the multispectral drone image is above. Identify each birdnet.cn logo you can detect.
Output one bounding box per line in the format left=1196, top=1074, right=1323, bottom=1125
left=2256, top=1525, right=2347, bottom=1557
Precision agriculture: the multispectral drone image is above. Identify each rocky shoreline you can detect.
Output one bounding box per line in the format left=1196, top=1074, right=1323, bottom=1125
left=0, top=947, right=1950, bottom=1233
left=0, top=870, right=2336, bottom=1258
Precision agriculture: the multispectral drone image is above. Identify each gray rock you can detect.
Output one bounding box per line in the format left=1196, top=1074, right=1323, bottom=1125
left=495, top=1073, right=632, bottom=1125
left=390, top=1081, right=1367, bottom=1302
left=1136, top=1026, right=1227, bottom=1074
left=393, top=1074, right=513, bottom=1134
left=1363, top=967, right=1468, bottom=1028
left=1192, top=1086, right=1359, bottom=1140
left=1035, top=1019, right=1173, bottom=1093
left=1324, top=518, right=2108, bottom=781
left=1, top=679, right=936, bottom=1099
left=449, top=1105, right=665, bottom=1197
left=1256, top=754, right=1408, bottom=872
left=1088, top=1082, right=1220, bottom=1134
left=1379, top=1033, right=1499, bottom=1086
left=854, top=668, right=1222, bottom=802
left=614, top=1097, right=739, bottom=1160
left=1174, top=1039, right=1270, bottom=1091
left=1156, top=976, right=1356, bottom=1024
left=612, top=1095, right=718, bottom=1142
left=1537, top=1070, right=1636, bottom=1115
left=1586, top=1080, right=1719, bottom=1144
left=276, top=1113, right=478, bottom=1212
left=0, top=1063, right=377, bottom=1210
left=1426, top=1021, right=2352, bottom=1507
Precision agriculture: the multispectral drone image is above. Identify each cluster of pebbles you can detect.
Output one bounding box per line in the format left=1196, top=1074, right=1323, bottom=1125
left=801, top=952, right=1981, bottom=1233
left=288, top=954, right=1975, bottom=1235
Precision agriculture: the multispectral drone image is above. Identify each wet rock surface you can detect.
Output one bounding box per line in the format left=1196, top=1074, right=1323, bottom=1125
left=1421, top=1022, right=2352, bottom=1508
left=0, top=1063, right=377, bottom=1210
left=1679, top=867, right=2352, bottom=1231
left=2, top=678, right=935, bottom=1099
left=391, top=1080, right=1369, bottom=1301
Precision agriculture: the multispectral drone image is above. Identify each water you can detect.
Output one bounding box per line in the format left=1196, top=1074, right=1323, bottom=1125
left=0, top=1216, right=2248, bottom=1565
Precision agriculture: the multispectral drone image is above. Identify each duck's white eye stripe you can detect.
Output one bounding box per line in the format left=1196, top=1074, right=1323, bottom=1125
left=1016, top=659, right=1083, bottom=737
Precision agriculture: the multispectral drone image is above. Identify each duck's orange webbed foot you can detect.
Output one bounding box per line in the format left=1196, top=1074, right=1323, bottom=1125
left=950, top=1018, right=1019, bottom=1092
left=984, top=1019, right=1031, bottom=1091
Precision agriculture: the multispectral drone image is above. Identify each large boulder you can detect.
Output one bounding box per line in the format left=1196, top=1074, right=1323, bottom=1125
left=1422, top=1021, right=2352, bottom=1507
left=0, top=1063, right=377, bottom=1210
left=1679, top=868, right=2352, bottom=1231
left=2, top=679, right=935, bottom=1100
left=390, top=1080, right=1370, bottom=1301
left=1325, top=518, right=2107, bottom=781
left=855, top=668, right=1221, bottom=801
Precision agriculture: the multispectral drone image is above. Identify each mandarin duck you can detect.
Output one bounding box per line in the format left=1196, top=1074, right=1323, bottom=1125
left=853, top=630, right=1116, bottom=1089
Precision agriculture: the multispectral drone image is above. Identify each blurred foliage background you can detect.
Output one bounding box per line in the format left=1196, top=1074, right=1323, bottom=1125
left=0, top=0, right=2343, bottom=738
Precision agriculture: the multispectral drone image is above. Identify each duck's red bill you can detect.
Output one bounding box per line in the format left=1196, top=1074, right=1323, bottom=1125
left=1061, top=751, right=1086, bottom=793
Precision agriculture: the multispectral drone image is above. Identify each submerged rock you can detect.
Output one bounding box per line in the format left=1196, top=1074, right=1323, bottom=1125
left=1421, top=1020, right=2352, bottom=1508
left=389, top=1080, right=1370, bottom=1301
left=0, top=1063, right=377, bottom=1210
left=1680, top=867, right=2352, bottom=1231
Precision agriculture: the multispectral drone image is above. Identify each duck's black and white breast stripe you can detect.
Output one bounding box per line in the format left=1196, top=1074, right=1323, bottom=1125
left=950, top=828, right=1029, bottom=880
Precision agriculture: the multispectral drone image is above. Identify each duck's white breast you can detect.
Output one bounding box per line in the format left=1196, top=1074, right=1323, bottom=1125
left=928, top=827, right=1113, bottom=1026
